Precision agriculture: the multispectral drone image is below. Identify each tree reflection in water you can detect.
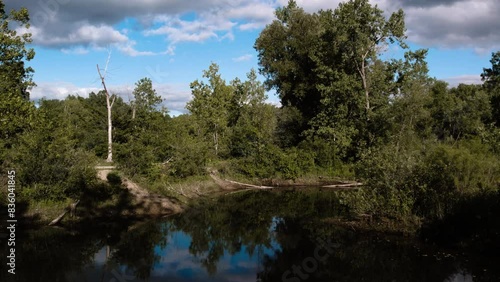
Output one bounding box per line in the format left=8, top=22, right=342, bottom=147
left=1, top=188, right=498, bottom=281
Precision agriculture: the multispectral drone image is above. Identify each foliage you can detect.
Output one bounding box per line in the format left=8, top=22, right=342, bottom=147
left=481, top=51, right=500, bottom=126
left=357, top=140, right=500, bottom=219
left=187, top=63, right=233, bottom=156
left=1, top=0, right=499, bottom=238
left=255, top=0, right=408, bottom=159
left=131, top=77, right=163, bottom=119
left=0, top=1, right=36, bottom=150
left=0, top=1, right=35, bottom=99
left=11, top=113, right=98, bottom=201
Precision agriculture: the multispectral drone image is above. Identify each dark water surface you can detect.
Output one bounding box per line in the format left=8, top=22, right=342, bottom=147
left=2, top=188, right=498, bottom=281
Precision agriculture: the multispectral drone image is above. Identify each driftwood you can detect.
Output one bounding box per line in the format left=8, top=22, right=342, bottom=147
left=224, top=179, right=273, bottom=189
left=48, top=200, right=80, bottom=226
left=322, top=182, right=364, bottom=188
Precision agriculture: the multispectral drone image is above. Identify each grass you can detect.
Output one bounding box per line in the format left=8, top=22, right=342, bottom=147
left=22, top=199, right=70, bottom=224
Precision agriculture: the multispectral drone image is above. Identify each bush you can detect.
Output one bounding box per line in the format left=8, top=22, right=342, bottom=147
left=356, top=140, right=500, bottom=219
left=13, top=138, right=98, bottom=202
left=106, top=172, right=122, bottom=186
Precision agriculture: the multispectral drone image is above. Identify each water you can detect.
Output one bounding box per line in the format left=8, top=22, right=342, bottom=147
left=2, top=188, right=498, bottom=281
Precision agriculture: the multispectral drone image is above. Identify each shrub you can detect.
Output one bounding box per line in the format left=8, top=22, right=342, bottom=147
left=106, top=172, right=122, bottom=186
left=356, top=140, right=500, bottom=219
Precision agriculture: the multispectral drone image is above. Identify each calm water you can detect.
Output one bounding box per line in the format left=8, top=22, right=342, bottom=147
left=2, top=188, right=498, bottom=281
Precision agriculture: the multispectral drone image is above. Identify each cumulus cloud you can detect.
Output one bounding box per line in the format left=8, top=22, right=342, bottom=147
left=6, top=0, right=498, bottom=55
left=145, top=15, right=235, bottom=44
left=30, top=82, right=100, bottom=100
left=275, top=0, right=500, bottom=53
left=402, top=0, right=500, bottom=53
left=31, top=24, right=128, bottom=48
left=30, top=81, right=192, bottom=114
left=4, top=0, right=276, bottom=56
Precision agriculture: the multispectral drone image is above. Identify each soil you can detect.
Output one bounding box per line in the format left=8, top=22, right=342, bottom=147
left=97, top=169, right=183, bottom=216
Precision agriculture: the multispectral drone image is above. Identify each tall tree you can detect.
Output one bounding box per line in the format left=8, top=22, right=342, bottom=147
left=186, top=63, right=233, bottom=156
left=229, top=69, right=276, bottom=157
left=131, top=77, right=163, bottom=119
left=0, top=1, right=35, bottom=99
left=97, top=52, right=116, bottom=162
left=333, top=0, right=406, bottom=117
left=481, top=51, right=500, bottom=126
left=254, top=0, right=322, bottom=121
left=255, top=0, right=408, bottom=157
left=0, top=1, right=36, bottom=149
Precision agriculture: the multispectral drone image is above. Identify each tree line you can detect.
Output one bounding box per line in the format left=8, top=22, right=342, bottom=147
left=0, top=0, right=499, bottom=222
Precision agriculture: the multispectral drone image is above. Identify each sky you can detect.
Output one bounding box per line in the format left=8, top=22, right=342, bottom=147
left=4, top=0, right=500, bottom=115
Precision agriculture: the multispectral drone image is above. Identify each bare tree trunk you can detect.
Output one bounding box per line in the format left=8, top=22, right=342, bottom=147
left=356, top=50, right=371, bottom=120
left=106, top=93, right=113, bottom=162
left=213, top=123, right=219, bottom=156
left=360, top=60, right=370, bottom=113
left=97, top=52, right=115, bottom=163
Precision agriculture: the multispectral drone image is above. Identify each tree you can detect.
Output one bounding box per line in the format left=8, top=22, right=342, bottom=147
left=386, top=49, right=434, bottom=147
left=332, top=0, right=406, bottom=117
left=186, top=63, right=233, bottom=156
left=229, top=69, right=276, bottom=157
left=254, top=0, right=322, bottom=121
left=97, top=52, right=116, bottom=162
left=131, top=77, right=163, bottom=119
left=481, top=51, right=500, bottom=126
left=0, top=1, right=36, bottom=150
left=429, top=82, right=490, bottom=140
left=255, top=0, right=409, bottom=158
left=0, top=1, right=35, bottom=99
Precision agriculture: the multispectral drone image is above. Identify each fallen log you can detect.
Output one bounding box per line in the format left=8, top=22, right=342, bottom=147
left=48, top=210, right=69, bottom=226
left=224, top=179, right=273, bottom=189
left=48, top=199, right=80, bottom=226
left=322, top=182, right=364, bottom=188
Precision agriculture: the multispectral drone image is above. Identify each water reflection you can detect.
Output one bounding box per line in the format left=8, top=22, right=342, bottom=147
left=1, top=188, right=498, bottom=282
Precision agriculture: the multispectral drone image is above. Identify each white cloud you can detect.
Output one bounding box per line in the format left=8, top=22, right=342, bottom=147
left=30, top=82, right=100, bottom=100
left=442, top=74, right=484, bottom=87
left=30, top=81, right=192, bottom=114
left=145, top=15, right=236, bottom=45
left=6, top=0, right=500, bottom=58
left=30, top=23, right=128, bottom=48
left=232, top=54, right=253, bottom=62
left=117, top=41, right=157, bottom=57
left=239, top=22, right=265, bottom=31
left=400, top=0, right=500, bottom=53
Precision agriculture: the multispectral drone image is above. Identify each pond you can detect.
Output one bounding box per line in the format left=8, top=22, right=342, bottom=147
left=1, top=188, right=498, bottom=281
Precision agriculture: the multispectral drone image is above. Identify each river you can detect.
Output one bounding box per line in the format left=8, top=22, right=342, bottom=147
left=1, top=188, right=498, bottom=281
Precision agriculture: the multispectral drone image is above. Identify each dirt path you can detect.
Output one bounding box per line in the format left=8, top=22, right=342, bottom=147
left=97, top=169, right=183, bottom=216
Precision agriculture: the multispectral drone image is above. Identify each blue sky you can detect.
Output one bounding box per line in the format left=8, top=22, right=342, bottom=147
left=5, top=0, right=500, bottom=115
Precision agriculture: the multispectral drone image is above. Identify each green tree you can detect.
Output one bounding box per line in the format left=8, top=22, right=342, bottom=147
left=131, top=77, right=163, bottom=119
left=0, top=1, right=36, bottom=152
left=186, top=63, right=233, bottom=156
left=10, top=108, right=97, bottom=201
left=481, top=51, right=500, bottom=126
left=0, top=1, right=35, bottom=99
left=429, top=82, right=490, bottom=140
left=255, top=0, right=408, bottom=159
left=229, top=70, right=276, bottom=157
left=254, top=0, right=321, bottom=121
left=332, top=0, right=406, bottom=117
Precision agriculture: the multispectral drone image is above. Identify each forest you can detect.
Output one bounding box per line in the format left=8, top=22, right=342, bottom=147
left=1, top=0, right=499, bottom=239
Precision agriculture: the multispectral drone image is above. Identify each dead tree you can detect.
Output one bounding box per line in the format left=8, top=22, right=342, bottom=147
left=97, top=51, right=116, bottom=163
